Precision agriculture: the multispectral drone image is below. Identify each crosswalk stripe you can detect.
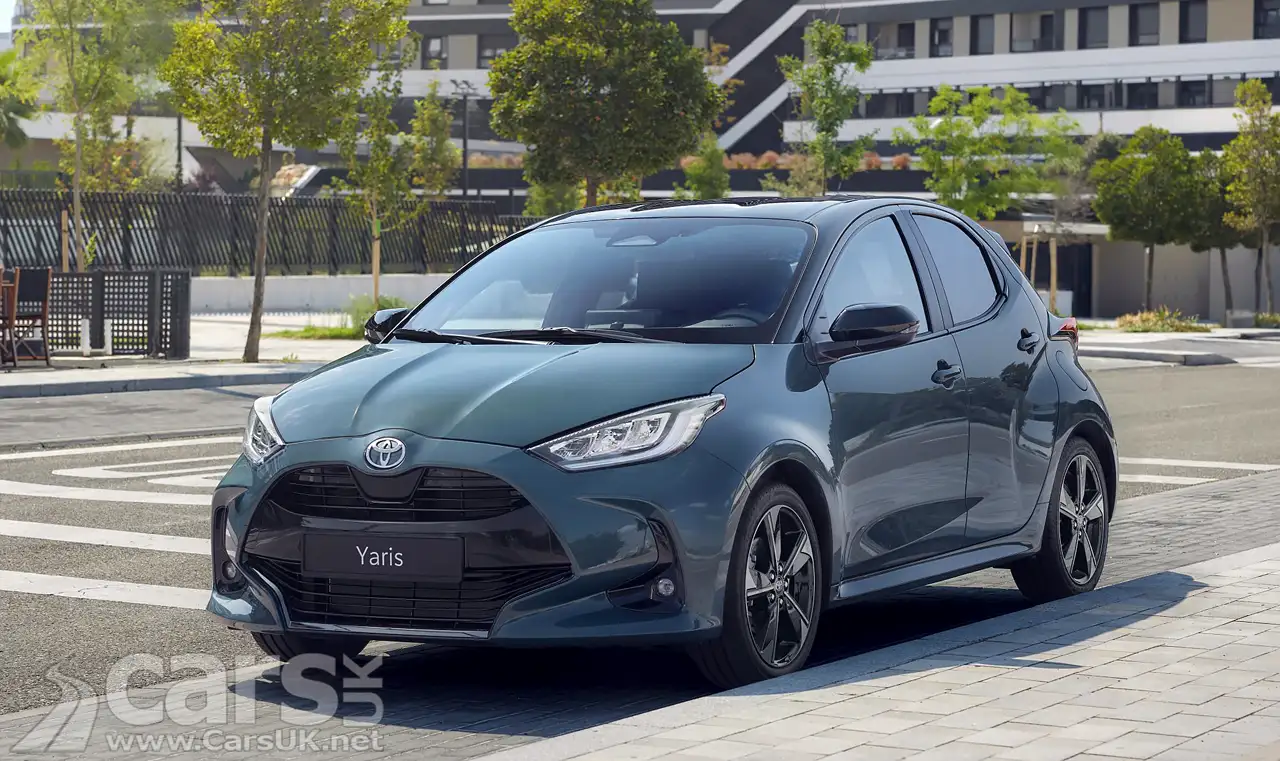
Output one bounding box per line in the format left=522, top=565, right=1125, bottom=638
left=0, top=570, right=209, bottom=609
left=0, top=437, right=241, bottom=462
left=52, top=455, right=237, bottom=480
left=1119, top=457, right=1280, bottom=472
left=0, top=520, right=207, bottom=554
left=1119, top=474, right=1218, bottom=486
left=0, top=479, right=208, bottom=505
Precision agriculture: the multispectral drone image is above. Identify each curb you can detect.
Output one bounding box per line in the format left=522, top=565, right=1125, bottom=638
left=0, top=369, right=316, bottom=399
left=1078, top=346, right=1235, bottom=366
left=0, top=427, right=242, bottom=454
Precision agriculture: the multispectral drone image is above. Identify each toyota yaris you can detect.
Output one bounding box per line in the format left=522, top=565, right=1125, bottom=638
left=211, top=197, right=1117, bottom=688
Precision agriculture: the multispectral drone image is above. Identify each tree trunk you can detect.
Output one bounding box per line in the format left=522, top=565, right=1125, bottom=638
left=371, top=209, right=382, bottom=306
left=243, top=129, right=272, bottom=364
left=1264, top=227, right=1274, bottom=315
left=1256, top=247, right=1264, bottom=312
left=1143, top=243, right=1154, bottom=311
left=72, top=112, right=85, bottom=271
left=1219, top=247, right=1234, bottom=315
left=584, top=177, right=599, bottom=208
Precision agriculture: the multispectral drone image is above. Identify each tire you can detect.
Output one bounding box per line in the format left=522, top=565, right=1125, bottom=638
left=251, top=632, right=370, bottom=663
left=689, top=482, right=824, bottom=689
left=1012, top=437, right=1110, bottom=603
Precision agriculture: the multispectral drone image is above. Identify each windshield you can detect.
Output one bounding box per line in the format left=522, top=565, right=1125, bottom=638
left=400, top=217, right=816, bottom=344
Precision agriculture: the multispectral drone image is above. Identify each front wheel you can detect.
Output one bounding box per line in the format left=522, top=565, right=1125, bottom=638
left=1012, top=438, right=1110, bottom=603
left=689, top=483, right=823, bottom=689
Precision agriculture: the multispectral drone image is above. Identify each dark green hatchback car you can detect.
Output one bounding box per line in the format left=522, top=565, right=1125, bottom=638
left=211, top=197, right=1117, bottom=688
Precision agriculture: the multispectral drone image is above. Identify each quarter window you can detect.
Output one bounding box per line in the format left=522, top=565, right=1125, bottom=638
left=912, top=215, right=999, bottom=325
left=814, top=217, right=930, bottom=341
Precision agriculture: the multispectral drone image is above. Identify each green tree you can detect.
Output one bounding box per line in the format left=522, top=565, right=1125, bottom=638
left=333, top=52, right=460, bottom=303
left=762, top=19, right=873, bottom=197
left=674, top=132, right=730, bottom=200
left=1186, top=150, right=1249, bottom=315
left=17, top=0, right=172, bottom=268
left=1221, top=79, right=1280, bottom=314
left=1091, top=126, right=1198, bottom=311
left=488, top=0, right=722, bottom=207
left=894, top=85, right=1079, bottom=220
left=0, top=50, right=34, bottom=150
left=523, top=176, right=582, bottom=216
left=161, top=0, right=408, bottom=362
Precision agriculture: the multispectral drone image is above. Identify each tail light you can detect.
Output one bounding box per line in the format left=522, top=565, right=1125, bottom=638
left=1049, top=315, right=1079, bottom=351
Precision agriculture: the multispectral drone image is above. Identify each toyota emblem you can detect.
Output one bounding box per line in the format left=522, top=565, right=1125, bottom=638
left=365, top=437, right=406, bottom=470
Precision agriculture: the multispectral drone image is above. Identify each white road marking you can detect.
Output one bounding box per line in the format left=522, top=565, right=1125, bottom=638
left=148, top=472, right=227, bottom=488
left=0, top=436, right=241, bottom=462
left=52, top=455, right=237, bottom=480
left=0, top=519, right=207, bottom=554
left=1120, top=474, right=1219, bottom=486
left=0, top=479, right=208, bottom=505
left=1119, top=457, right=1280, bottom=472
left=0, top=570, right=209, bottom=609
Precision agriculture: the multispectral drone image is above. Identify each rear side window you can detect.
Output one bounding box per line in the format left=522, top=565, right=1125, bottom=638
left=913, top=215, right=999, bottom=325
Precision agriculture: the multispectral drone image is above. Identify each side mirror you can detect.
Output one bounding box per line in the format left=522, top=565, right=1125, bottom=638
left=823, top=303, right=919, bottom=358
left=363, top=308, right=409, bottom=344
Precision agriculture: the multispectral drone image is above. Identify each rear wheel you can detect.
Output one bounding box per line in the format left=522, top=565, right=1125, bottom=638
left=251, top=632, right=370, bottom=663
left=689, top=483, right=823, bottom=689
left=1012, top=438, right=1110, bottom=603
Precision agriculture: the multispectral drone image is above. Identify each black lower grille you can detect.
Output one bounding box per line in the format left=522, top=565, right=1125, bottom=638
left=252, top=557, right=571, bottom=631
left=274, top=465, right=527, bottom=522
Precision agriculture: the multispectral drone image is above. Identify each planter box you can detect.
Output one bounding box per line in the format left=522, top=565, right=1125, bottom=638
left=1225, top=310, right=1256, bottom=328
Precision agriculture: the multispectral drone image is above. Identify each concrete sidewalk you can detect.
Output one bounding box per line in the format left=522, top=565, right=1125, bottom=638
left=0, top=361, right=322, bottom=398
left=484, top=542, right=1280, bottom=761
left=1079, top=331, right=1280, bottom=367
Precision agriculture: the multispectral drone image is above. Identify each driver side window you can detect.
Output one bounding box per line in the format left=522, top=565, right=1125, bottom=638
left=812, top=216, right=930, bottom=342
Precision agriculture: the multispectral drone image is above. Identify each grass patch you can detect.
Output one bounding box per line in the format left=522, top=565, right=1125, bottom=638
left=266, top=294, right=411, bottom=341
left=1116, top=306, right=1213, bottom=333
left=1255, top=312, right=1280, bottom=329
left=269, top=325, right=363, bottom=340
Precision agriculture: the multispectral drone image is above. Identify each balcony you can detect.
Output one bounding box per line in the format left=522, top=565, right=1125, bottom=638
left=930, top=43, right=953, bottom=57
left=1011, top=37, right=1058, bottom=53
left=875, top=46, right=916, bottom=61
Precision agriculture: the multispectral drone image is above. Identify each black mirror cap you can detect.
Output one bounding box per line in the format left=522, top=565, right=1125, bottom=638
left=364, top=307, right=410, bottom=344
left=828, top=303, right=920, bottom=352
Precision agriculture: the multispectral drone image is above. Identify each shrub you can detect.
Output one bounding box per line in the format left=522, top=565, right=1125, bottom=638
left=1256, top=312, right=1280, bottom=328
left=1116, top=306, right=1212, bottom=333
left=727, top=152, right=758, bottom=169
left=679, top=154, right=699, bottom=170
left=757, top=150, right=781, bottom=169
left=861, top=151, right=883, bottom=171
left=891, top=153, right=912, bottom=170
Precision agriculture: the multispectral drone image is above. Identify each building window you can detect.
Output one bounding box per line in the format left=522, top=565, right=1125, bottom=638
left=1079, top=84, right=1107, bottom=109
left=865, top=92, right=915, bottom=118
left=872, top=22, right=915, bottom=59
left=1125, top=82, right=1159, bottom=109
left=970, top=14, right=995, bottom=55
left=1258, top=0, right=1280, bottom=39
left=478, top=34, right=517, bottom=69
left=1177, top=79, right=1208, bottom=106
left=843, top=24, right=860, bottom=43
left=929, top=18, right=953, bottom=57
left=1129, top=3, right=1160, bottom=45
left=1179, top=0, right=1207, bottom=42
left=1079, top=7, right=1109, bottom=49
left=422, top=36, right=447, bottom=69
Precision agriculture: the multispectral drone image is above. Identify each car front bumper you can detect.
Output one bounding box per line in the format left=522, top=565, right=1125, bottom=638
left=209, top=429, right=747, bottom=646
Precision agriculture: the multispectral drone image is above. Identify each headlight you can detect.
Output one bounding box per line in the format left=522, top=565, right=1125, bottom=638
left=530, top=395, right=725, bottom=472
left=243, top=396, right=284, bottom=464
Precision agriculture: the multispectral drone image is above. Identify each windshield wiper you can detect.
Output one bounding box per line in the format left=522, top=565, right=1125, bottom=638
left=389, top=328, right=542, bottom=346
left=479, top=327, right=674, bottom=344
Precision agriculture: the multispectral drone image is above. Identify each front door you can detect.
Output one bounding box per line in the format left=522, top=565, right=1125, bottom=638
left=906, top=211, right=1057, bottom=543
left=815, top=213, right=974, bottom=580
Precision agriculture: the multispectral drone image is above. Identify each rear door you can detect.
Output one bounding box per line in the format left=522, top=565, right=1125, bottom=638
left=813, top=209, right=974, bottom=579
left=902, top=209, right=1057, bottom=543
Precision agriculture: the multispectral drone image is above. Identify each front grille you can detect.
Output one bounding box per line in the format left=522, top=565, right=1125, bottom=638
left=274, top=465, right=526, bottom=522
left=253, top=557, right=571, bottom=631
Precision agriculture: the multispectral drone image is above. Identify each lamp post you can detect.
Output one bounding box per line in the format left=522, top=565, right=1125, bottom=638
left=450, top=79, right=479, bottom=196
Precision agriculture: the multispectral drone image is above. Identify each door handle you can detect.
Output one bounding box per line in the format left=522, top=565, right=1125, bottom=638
left=1018, top=329, right=1041, bottom=353
left=931, top=361, right=962, bottom=387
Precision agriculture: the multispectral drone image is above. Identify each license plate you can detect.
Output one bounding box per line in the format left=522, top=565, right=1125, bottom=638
left=302, top=534, right=463, bottom=581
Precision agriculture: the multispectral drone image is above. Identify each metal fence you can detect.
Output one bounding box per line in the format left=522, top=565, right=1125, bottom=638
left=48, top=270, right=192, bottom=359
left=0, top=191, right=543, bottom=276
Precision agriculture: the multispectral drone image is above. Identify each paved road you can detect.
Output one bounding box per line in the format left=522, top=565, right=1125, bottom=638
left=1, top=360, right=1279, bottom=757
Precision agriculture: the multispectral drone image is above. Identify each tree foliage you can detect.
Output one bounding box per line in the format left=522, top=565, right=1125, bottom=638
left=764, top=20, right=872, bottom=197
left=1221, top=79, right=1280, bottom=314
left=0, top=50, right=34, bottom=150
left=524, top=175, right=583, bottom=216
left=894, top=85, right=1079, bottom=220
left=488, top=0, right=722, bottom=207
left=674, top=132, right=731, bottom=200
left=161, top=0, right=409, bottom=362
left=1186, top=150, right=1252, bottom=314
left=1090, top=126, right=1198, bottom=310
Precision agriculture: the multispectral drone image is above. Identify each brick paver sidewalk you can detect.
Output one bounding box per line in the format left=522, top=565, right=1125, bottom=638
left=483, top=543, right=1280, bottom=761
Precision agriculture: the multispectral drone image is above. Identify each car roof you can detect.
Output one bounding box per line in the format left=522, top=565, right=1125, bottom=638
left=531, top=196, right=957, bottom=227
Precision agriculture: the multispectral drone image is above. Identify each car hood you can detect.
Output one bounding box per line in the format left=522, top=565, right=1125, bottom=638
left=269, top=341, right=756, bottom=447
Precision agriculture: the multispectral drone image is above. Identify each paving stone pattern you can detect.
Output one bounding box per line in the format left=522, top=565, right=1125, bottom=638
left=489, top=541, right=1280, bottom=761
